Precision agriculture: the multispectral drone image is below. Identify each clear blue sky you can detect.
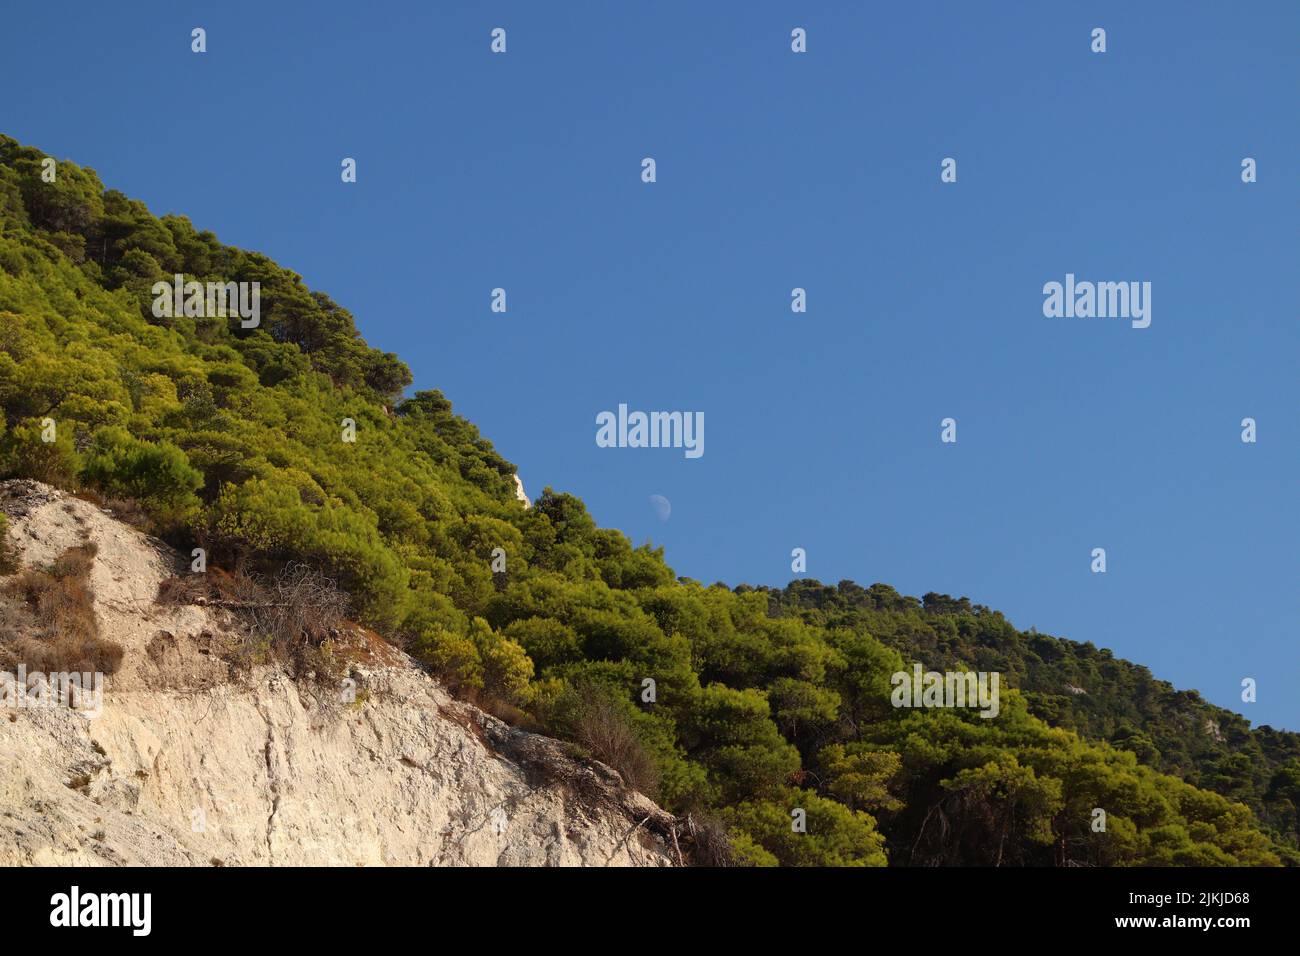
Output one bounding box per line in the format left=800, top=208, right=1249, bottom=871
left=4, top=2, right=1297, bottom=729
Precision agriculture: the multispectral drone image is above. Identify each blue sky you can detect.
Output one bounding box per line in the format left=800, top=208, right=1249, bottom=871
left=4, top=1, right=1297, bottom=729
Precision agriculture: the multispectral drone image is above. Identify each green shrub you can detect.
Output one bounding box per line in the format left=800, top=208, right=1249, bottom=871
left=81, top=426, right=203, bottom=523
left=0, top=419, right=80, bottom=486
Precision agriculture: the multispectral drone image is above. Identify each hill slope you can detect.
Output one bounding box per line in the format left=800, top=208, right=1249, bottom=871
left=0, top=480, right=677, bottom=865
left=759, top=580, right=1300, bottom=861
left=1, top=134, right=1295, bottom=866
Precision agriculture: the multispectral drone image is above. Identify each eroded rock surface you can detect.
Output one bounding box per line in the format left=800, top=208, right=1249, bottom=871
left=0, top=481, right=674, bottom=866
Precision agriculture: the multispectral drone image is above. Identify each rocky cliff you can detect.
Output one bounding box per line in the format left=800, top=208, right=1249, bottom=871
left=0, top=481, right=676, bottom=866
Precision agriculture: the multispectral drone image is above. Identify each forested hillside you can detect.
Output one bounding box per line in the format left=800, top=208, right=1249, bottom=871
left=759, top=580, right=1300, bottom=862
left=1, top=135, right=1295, bottom=866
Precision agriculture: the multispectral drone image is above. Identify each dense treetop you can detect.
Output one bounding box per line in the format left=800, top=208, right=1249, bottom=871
left=2, top=136, right=1294, bottom=865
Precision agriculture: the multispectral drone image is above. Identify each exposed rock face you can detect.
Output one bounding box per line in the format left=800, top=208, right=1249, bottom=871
left=0, top=481, right=674, bottom=866
left=513, top=474, right=531, bottom=509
